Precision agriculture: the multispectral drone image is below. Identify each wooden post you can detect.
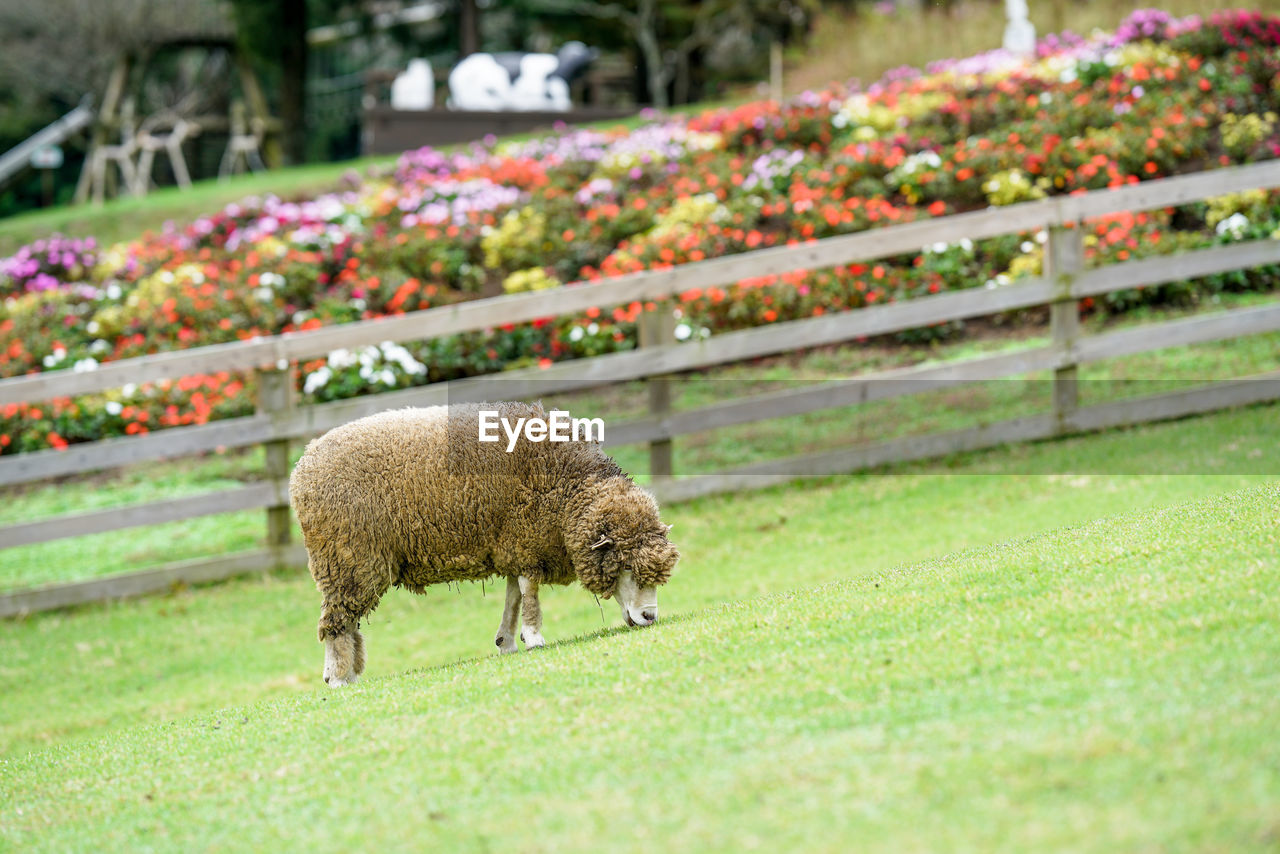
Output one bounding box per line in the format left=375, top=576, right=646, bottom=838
left=770, top=41, right=784, bottom=103
left=638, top=303, right=675, bottom=481
left=1046, top=223, right=1083, bottom=432
left=236, top=53, right=282, bottom=169
left=76, top=55, right=130, bottom=204
left=256, top=366, right=295, bottom=558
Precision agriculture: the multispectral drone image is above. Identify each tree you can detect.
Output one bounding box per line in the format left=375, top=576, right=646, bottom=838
left=0, top=0, right=230, bottom=213
left=0, top=0, right=230, bottom=105
left=229, top=0, right=310, bottom=166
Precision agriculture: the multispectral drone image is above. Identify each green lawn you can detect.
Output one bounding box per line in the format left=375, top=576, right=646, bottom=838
left=1, top=479, right=1275, bottom=851
left=1, top=402, right=1277, bottom=758
left=0, top=157, right=398, bottom=255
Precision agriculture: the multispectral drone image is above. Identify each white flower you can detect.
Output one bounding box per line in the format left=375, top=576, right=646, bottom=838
left=303, top=367, right=332, bottom=395
left=105, top=401, right=123, bottom=416
left=674, top=323, right=692, bottom=341
left=106, top=284, right=123, bottom=300
left=1216, top=212, right=1250, bottom=239
left=73, top=358, right=98, bottom=373
left=328, top=348, right=356, bottom=369
left=569, top=326, right=585, bottom=342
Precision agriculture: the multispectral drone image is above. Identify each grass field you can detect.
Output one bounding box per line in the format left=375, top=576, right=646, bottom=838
left=0, top=402, right=1276, bottom=754
left=1, top=475, right=1275, bottom=850
left=3, top=6, right=1279, bottom=845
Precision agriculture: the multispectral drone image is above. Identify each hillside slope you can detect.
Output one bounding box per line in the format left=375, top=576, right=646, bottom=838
left=3, top=481, right=1276, bottom=851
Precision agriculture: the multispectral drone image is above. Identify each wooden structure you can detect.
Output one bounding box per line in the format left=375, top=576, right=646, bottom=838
left=361, top=57, right=638, bottom=155
left=0, top=101, right=93, bottom=190
left=3, top=161, right=1280, bottom=615
left=218, top=101, right=268, bottom=180
left=135, top=114, right=199, bottom=194
left=74, top=39, right=280, bottom=204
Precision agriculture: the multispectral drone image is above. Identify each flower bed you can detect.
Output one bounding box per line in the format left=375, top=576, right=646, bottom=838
left=4, top=9, right=1280, bottom=454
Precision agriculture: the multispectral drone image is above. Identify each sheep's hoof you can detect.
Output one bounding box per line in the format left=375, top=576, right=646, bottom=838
left=323, top=633, right=361, bottom=687
left=521, top=629, right=546, bottom=649
left=495, top=633, right=519, bottom=654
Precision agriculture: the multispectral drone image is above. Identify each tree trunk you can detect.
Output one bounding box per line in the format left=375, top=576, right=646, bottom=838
left=459, top=0, right=480, bottom=57
left=278, top=0, right=308, bottom=165
left=634, top=0, right=668, bottom=108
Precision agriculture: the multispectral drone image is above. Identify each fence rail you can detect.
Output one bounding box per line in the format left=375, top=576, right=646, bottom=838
left=3, top=161, right=1280, bottom=616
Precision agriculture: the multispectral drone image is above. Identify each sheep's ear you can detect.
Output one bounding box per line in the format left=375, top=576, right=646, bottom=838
left=665, top=523, right=674, bottom=533
left=590, top=535, right=612, bottom=550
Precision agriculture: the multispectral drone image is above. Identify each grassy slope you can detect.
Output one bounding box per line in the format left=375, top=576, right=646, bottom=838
left=787, top=0, right=1280, bottom=95
left=0, top=158, right=396, bottom=256
left=1, top=481, right=1276, bottom=851
left=1, top=401, right=1277, bottom=758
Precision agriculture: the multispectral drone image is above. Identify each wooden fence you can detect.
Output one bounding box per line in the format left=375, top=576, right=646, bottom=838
left=3, top=160, right=1280, bottom=616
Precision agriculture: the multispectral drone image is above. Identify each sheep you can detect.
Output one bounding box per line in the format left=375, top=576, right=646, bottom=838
left=289, top=401, right=679, bottom=687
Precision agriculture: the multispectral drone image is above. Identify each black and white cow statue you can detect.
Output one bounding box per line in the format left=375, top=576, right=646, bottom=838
left=448, top=42, right=598, bottom=111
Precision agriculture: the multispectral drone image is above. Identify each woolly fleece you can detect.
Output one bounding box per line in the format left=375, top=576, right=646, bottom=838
left=290, top=401, right=679, bottom=643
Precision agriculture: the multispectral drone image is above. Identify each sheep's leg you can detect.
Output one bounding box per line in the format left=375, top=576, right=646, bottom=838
left=519, top=576, right=545, bottom=649
left=494, top=576, right=520, bottom=654
left=323, top=630, right=365, bottom=687
left=314, top=553, right=389, bottom=687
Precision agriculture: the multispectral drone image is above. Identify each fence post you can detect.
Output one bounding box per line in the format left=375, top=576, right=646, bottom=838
left=1046, top=223, right=1084, bottom=432
left=638, top=302, right=676, bottom=482
left=256, top=365, right=295, bottom=560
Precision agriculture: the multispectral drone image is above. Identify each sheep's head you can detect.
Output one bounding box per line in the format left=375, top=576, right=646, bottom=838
left=572, top=479, right=678, bottom=627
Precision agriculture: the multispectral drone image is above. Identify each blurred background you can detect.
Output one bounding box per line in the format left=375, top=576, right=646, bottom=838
left=0, top=0, right=1269, bottom=218
left=0, top=0, right=815, bottom=215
